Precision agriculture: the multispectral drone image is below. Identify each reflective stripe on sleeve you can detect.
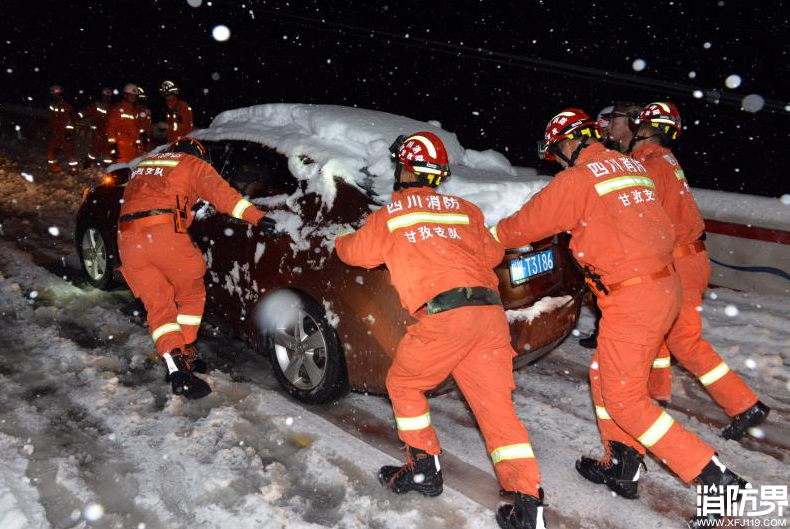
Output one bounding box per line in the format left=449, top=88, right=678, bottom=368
left=138, top=159, right=180, bottom=167
left=638, top=411, right=675, bottom=448
left=595, top=405, right=611, bottom=420
left=594, top=175, right=655, bottom=196
left=490, top=443, right=535, bottom=464
left=151, top=322, right=182, bottom=343
left=231, top=198, right=253, bottom=220
left=176, top=314, right=202, bottom=326
left=652, top=356, right=671, bottom=368
left=335, top=229, right=355, bottom=239
left=395, top=412, right=431, bottom=431
left=699, top=362, right=730, bottom=386
left=386, top=213, right=470, bottom=232
left=674, top=169, right=686, bottom=181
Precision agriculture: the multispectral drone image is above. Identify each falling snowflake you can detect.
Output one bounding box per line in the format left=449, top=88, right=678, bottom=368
left=744, top=358, right=757, bottom=370
left=187, top=0, right=202, bottom=6
left=212, top=25, right=231, bottom=42
left=688, top=71, right=697, bottom=79
left=48, top=226, right=60, bottom=236
left=725, top=74, right=742, bottom=89
left=21, top=172, right=34, bottom=182
left=724, top=304, right=739, bottom=317
left=693, top=90, right=704, bottom=99
left=741, top=94, right=765, bottom=113
left=29, top=291, right=38, bottom=299
left=780, top=194, right=790, bottom=205
left=285, top=417, right=294, bottom=426
left=632, top=59, right=646, bottom=71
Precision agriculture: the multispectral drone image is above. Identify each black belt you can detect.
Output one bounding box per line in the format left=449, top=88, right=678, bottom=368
left=119, top=209, right=174, bottom=223
left=426, top=287, right=502, bottom=315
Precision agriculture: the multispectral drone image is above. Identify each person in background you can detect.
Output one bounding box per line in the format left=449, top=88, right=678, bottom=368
left=78, top=87, right=113, bottom=168
left=46, top=85, right=78, bottom=175
left=160, top=80, right=194, bottom=143
left=107, top=83, right=143, bottom=163
left=136, top=86, right=154, bottom=152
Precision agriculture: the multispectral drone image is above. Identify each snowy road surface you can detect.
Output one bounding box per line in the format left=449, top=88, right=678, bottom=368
left=0, top=140, right=788, bottom=529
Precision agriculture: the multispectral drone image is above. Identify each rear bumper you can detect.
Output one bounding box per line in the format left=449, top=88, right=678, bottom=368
left=511, top=289, right=583, bottom=367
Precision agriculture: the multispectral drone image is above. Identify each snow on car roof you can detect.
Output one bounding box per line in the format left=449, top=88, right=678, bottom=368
left=192, top=103, right=550, bottom=225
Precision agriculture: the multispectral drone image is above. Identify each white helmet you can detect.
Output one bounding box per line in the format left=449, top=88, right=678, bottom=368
left=123, top=83, right=140, bottom=96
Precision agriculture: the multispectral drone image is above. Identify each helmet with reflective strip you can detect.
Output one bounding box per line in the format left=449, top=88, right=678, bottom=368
left=49, top=85, right=63, bottom=96
left=389, top=131, right=451, bottom=187
left=170, top=136, right=207, bottom=159
left=539, top=108, right=602, bottom=161
left=137, top=86, right=148, bottom=101
left=160, top=80, right=179, bottom=96
left=123, top=83, right=140, bottom=96
left=632, top=101, right=682, bottom=140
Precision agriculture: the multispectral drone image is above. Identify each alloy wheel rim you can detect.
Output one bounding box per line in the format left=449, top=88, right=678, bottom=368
left=273, top=308, right=328, bottom=390
left=81, top=228, right=107, bottom=281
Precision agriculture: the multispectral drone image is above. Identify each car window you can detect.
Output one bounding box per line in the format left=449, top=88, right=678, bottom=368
left=202, top=142, right=233, bottom=176
left=221, top=141, right=300, bottom=199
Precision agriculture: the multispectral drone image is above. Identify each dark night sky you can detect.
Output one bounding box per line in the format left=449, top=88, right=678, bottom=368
left=2, top=0, right=789, bottom=197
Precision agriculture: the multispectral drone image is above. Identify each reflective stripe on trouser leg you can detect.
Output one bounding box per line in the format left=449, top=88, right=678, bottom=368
left=699, top=362, right=730, bottom=386
left=595, top=406, right=611, bottom=420
left=637, top=411, right=675, bottom=447
left=152, top=322, right=182, bottom=344
left=176, top=314, right=202, bottom=327
left=491, top=443, right=535, bottom=464
left=395, top=412, right=431, bottom=431
left=652, top=356, right=671, bottom=368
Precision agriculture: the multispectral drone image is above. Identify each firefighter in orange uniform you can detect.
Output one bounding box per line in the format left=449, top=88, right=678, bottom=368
left=160, top=80, right=194, bottom=143
left=492, top=109, right=747, bottom=527
left=46, top=85, right=78, bottom=174
left=631, top=102, right=769, bottom=438
left=335, top=132, right=545, bottom=529
left=78, top=87, right=113, bottom=167
left=118, top=137, right=276, bottom=399
left=136, top=87, right=154, bottom=152
left=107, top=84, right=144, bottom=163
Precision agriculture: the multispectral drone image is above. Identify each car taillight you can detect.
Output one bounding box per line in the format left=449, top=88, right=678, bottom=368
left=102, top=174, right=116, bottom=186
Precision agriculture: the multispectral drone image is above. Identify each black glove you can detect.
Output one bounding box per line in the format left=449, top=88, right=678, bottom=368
left=258, top=217, right=278, bottom=235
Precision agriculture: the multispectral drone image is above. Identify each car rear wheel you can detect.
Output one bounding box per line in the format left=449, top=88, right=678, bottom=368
left=263, top=292, right=346, bottom=404
left=77, top=223, right=118, bottom=290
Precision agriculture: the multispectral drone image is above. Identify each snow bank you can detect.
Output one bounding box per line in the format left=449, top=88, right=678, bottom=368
left=194, top=103, right=539, bottom=217
left=693, top=188, right=790, bottom=231
left=505, top=295, right=573, bottom=323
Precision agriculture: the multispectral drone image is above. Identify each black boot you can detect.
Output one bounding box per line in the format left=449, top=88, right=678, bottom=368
left=576, top=441, right=644, bottom=499
left=578, top=330, right=598, bottom=349
left=164, top=344, right=207, bottom=382
left=496, top=489, right=546, bottom=529
left=162, top=350, right=212, bottom=400
left=688, top=456, right=749, bottom=528
left=721, top=401, right=770, bottom=440
left=378, top=446, right=443, bottom=497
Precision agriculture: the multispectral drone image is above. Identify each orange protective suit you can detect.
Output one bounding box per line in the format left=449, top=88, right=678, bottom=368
left=636, top=144, right=759, bottom=415
left=107, top=99, right=143, bottom=163
left=46, top=99, right=77, bottom=172
left=118, top=152, right=265, bottom=356
left=78, top=100, right=112, bottom=164
left=494, top=141, right=715, bottom=483
left=136, top=103, right=153, bottom=151
left=165, top=98, right=194, bottom=143
left=335, top=186, right=542, bottom=496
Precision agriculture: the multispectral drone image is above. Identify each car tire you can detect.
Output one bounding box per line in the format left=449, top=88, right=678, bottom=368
left=260, top=290, right=347, bottom=404
left=76, top=221, right=119, bottom=290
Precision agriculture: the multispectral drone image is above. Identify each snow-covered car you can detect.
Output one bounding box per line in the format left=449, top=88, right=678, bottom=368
left=75, top=104, right=584, bottom=403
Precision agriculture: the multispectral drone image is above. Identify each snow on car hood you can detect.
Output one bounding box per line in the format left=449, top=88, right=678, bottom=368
left=192, top=103, right=549, bottom=225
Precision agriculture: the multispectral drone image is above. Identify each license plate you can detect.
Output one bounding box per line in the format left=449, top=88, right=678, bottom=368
left=509, top=249, right=554, bottom=285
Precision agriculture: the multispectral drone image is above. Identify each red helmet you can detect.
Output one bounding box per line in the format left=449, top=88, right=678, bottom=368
left=631, top=101, right=682, bottom=140
left=389, top=131, right=451, bottom=186
left=170, top=136, right=207, bottom=159
left=539, top=108, right=602, bottom=161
